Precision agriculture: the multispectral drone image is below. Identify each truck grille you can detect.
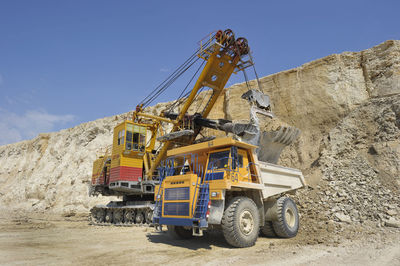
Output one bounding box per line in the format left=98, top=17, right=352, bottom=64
left=163, top=202, right=190, bottom=216
left=165, top=187, right=190, bottom=200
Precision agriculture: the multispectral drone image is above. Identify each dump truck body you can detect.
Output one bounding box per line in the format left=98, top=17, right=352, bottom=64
left=153, top=137, right=305, bottom=247
left=258, top=161, right=305, bottom=199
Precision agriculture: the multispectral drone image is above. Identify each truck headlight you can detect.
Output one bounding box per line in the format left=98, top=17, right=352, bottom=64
left=157, top=195, right=161, bottom=199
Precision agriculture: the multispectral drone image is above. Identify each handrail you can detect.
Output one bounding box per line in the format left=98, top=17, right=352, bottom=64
left=191, top=170, right=201, bottom=217
left=153, top=181, right=163, bottom=218
left=245, top=162, right=261, bottom=182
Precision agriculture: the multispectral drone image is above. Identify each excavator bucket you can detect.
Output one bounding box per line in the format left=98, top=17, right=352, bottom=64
left=241, top=89, right=271, bottom=111
left=241, top=89, right=300, bottom=163
left=257, top=126, right=300, bottom=164
left=191, top=89, right=300, bottom=164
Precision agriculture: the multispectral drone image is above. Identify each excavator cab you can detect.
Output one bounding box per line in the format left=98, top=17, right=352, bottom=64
left=108, top=121, right=158, bottom=194
left=91, top=120, right=157, bottom=196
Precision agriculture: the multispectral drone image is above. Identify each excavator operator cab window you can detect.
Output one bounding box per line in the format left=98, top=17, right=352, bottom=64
left=133, top=133, right=139, bottom=150
left=126, top=131, right=133, bottom=150
left=125, top=124, right=147, bottom=151
left=118, top=130, right=125, bottom=145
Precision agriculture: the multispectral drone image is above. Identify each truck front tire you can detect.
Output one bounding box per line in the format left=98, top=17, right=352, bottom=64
left=221, top=196, right=260, bottom=248
left=272, top=197, right=299, bottom=238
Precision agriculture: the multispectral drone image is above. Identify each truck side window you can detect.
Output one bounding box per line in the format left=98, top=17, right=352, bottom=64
left=208, top=150, right=230, bottom=169
left=238, top=154, right=243, bottom=168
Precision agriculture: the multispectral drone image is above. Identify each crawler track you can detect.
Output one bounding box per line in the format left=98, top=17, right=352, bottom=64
left=89, top=203, right=155, bottom=227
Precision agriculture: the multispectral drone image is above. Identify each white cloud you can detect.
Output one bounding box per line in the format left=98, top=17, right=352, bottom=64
left=0, top=109, right=75, bottom=145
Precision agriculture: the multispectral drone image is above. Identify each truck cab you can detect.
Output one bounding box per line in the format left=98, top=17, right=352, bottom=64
left=153, top=138, right=260, bottom=227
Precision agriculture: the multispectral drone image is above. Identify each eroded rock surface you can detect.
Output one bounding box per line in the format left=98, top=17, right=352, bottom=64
left=0, top=40, right=399, bottom=224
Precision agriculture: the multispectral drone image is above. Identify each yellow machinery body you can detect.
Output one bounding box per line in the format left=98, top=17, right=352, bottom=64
left=154, top=137, right=262, bottom=226
left=91, top=120, right=158, bottom=193
left=89, top=29, right=259, bottom=226
left=153, top=136, right=305, bottom=248
left=91, top=29, right=252, bottom=196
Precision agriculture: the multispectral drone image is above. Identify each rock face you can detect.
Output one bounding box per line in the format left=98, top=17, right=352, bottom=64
left=226, top=40, right=400, bottom=174
left=0, top=40, right=399, bottom=223
left=309, top=95, right=400, bottom=226
left=0, top=115, right=124, bottom=216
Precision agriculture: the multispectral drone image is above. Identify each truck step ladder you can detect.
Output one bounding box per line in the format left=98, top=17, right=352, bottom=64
left=194, top=183, right=210, bottom=219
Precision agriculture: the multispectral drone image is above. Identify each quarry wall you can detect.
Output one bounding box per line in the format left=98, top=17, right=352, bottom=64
left=0, top=40, right=399, bottom=221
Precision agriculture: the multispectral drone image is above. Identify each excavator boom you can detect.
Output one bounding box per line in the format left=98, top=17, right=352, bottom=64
left=146, top=29, right=252, bottom=177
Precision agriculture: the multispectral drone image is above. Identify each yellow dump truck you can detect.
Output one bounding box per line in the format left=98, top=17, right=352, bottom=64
left=153, top=137, right=306, bottom=247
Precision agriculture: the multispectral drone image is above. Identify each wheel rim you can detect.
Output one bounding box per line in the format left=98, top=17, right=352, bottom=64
left=124, top=211, right=133, bottom=223
left=136, top=213, right=144, bottom=224
left=145, top=210, right=153, bottom=224
left=97, top=210, right=105, bottom=223
left=114, top=210, right=123, bottom=223
left=285, top=207, right=296, bottom=228
left=239, top=210, right=254, bottom=235
left=105, top=211, right=113, bottom=223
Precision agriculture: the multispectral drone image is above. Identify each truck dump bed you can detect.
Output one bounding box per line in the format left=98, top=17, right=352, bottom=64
left=257, top=161, right=306, bottom=199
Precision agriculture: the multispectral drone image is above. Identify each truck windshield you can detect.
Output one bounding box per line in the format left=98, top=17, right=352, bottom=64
left=208, top=150, right=230, bottom=170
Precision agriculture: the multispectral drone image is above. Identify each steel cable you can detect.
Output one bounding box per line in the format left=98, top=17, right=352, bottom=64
left=139, top=33, right=216, bottom=108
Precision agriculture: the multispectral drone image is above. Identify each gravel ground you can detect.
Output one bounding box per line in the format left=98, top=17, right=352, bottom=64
left=0, top=214, right=399, bottom=266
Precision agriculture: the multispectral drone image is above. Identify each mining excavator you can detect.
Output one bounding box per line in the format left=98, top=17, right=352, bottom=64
left=89, top=29, right=301, bottom=227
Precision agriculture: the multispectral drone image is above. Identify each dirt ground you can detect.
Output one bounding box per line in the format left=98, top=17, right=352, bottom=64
left=0, top=214, right=399, bottom=266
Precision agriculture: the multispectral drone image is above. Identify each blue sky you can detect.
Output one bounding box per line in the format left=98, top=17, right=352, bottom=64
left=0, top=0, right=398, bottom=145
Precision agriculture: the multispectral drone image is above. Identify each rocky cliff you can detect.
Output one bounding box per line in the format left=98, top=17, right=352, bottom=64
left=0, top=40, right=399, bottom=226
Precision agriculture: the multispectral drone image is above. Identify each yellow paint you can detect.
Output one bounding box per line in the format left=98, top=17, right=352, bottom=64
left=92, top=157, right=104, bottom=182
left=148, top=40, right=243, bottom=176
left=167, top=137, right=257, bottom=157
left=162, top=174, right=200, bottom=219
left=208, top=179, right=231, bottom=190
left=154, top=184, right=161, bottom=201
left=158, top=137, right=266, bottom=220
left=120, top=156, right=142, bottom=168
left=96, top=120, right=162, bottom=178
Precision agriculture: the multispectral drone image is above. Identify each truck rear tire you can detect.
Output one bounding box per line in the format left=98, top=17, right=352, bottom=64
left=221, top=196, right=260, bottom=248
left=167, top=225, right=193, bottom=239
left=260, top=221, right=276, bottom=237
left=272, top=197, right=299, bottom=238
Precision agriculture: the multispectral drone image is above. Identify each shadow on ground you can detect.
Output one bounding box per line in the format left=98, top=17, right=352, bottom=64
left=146, top=230, right=233, bottom=250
